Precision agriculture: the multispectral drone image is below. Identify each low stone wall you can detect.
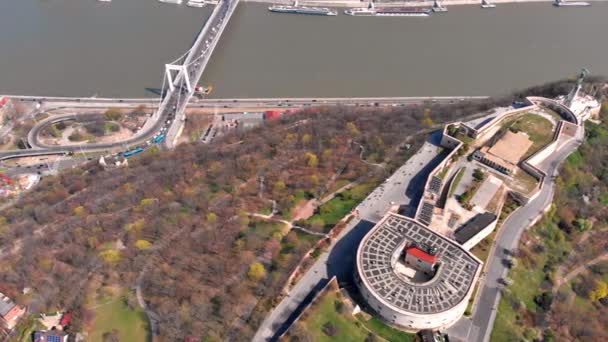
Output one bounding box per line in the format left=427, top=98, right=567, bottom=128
left=277, top=276, right=339, bottom=340
left=472, top=104, right=538, bottom=143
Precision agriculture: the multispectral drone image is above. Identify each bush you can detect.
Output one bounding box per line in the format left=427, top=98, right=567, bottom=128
left=84, top=121, right=107, bottom=137
left=473, top=168, right=485, bottom=182
left=334, top=299, right=345, bottom=314
left=104, top=109, right=122, bottom=121
left=533, top=292, right=553, bottom=312
left=321, top=322, right=338, bottom=337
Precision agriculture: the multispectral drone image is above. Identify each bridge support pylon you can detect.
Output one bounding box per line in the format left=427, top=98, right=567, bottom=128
left=164, top=64, right=193, bottom=94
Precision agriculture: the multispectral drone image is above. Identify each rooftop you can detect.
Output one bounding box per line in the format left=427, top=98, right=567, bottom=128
left=454, top=212, right=497, bottom=245
left=405, top=246, right=438, bottom=264
left=357, top=213, right=481, bottom=315
left=0, top=292, right=17, bottom=317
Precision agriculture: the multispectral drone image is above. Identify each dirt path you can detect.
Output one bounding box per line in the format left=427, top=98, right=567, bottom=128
left=553, top=252, right=608, bottom=293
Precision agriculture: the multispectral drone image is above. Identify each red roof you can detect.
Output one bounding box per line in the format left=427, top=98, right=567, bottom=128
left=405, top=246, right=437, bottom=264
left=265, top=110, right=282, bottom=120
left=60, top=312, right=73, bottom=326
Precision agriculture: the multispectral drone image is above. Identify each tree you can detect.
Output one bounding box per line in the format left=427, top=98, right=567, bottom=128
left=473, top=168, right=485, bottom=182
left=305, top=152, right=318, bottom=168
left=104, top=108, right=122, bottom=121
left=247, top=262, right=266, bottom=281
left=534, top=292, right=553, bottom=312
left=135, top=240, right=152, bottom=250
left=99, top=250, right=121, bottom=264
left=574, top=218, right=593, bottom=232
left=589, top=280, right=608, bottom=302
left=421, top=109, right=434, bottom=128
left=346, top=122, right=360, bottom=136
left=207, top=212, right=218, bottom=224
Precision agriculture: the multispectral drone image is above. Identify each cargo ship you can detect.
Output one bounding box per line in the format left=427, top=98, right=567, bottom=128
left=269, top=1, right=338, bottom=16
left=345, top=3, right=431, bottom=16
left=553, top=0, right=591, bottom=6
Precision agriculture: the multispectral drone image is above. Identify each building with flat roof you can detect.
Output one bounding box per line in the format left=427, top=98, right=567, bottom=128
left=355, top=213, right=481, bottom=330
left=33, top=329, right=69, bottom=342
left=0, top=292, right=25, bottom=329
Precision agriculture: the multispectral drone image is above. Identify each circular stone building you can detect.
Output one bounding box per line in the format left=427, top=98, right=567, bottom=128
left=355, top=213, right=481, bottom=330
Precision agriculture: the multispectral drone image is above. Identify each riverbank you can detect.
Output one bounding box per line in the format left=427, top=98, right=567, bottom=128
left=245, top=0, right=607, bottom=8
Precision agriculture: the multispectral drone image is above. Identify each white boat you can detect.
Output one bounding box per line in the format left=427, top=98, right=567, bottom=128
left=432, top=0, right=448, bottom=12
left=481, top=0, right=496, bottom=8
left=158, top=0, right=183, bottom=4
left=553, top=0, right=591, bottom=6
left=98, top=0, right=112, bottom=2
left=269, top=1, right=338, bottom=16
left=187, top=0, right=206, bottom=7
left=345, top=3, right=431, bottom=17
left=344, top=7, right=376, bottom=16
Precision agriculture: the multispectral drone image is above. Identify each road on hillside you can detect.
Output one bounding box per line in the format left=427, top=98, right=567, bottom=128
left=447, top=127, right=585, bottom=342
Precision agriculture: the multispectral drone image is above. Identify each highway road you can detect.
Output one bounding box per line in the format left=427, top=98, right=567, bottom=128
left=447, top=126, right=585, bottom=342
left=8, top=95, right=488, bottom=109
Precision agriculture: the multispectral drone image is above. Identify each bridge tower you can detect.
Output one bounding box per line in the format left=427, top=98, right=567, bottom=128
left=565, top=68, right=590, bottom=108
left=164, top=64, right=194, bottom=94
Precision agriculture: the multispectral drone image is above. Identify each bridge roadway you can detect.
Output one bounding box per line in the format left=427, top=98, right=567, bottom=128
left=0, top=95, right=488, bottom=161
left=163, top=0, right=240, bottom=148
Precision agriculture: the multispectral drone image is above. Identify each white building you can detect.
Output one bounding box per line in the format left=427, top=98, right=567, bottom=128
left=355, top=213, right=481, bottom=330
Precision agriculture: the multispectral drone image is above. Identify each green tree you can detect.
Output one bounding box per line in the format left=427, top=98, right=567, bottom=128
left=104, top=108, right=122, bottom=121
left=346, top=122, right=360, bottom=136
left=207, top=212, right=218, bottom=224
left=421, top=108, right=434, bottom=128
left=589, top=280, right=608, bottom=301
left=135, top=240, right=152, bottom=250
left=305, top=152, right=319, bottom=168
left=247, top=262, right=266, bottom=281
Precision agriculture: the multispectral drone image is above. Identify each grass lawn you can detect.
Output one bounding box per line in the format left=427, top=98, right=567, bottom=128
left=10, top=316, right=45, bottom=342
left=298, top=291, right=370, bottom=342
left=86, top=289, right=149, bottom=342
left=471, top=230, right=497, bottom=264
left=303, top=183, right=375, bottom=232
left=357, top=316, right=416, bottom=342
left=503, top=113, right=555, bottom=159
left=295, top=284, right=415, bottom=342
left=448, top=167, right=465, bottom=198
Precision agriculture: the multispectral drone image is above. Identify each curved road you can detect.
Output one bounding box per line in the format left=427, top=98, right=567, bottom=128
left=448, top=125, right=585, bottom=342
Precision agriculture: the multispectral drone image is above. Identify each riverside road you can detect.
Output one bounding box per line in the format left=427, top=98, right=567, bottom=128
left=0, top=95, right=485, bottom=161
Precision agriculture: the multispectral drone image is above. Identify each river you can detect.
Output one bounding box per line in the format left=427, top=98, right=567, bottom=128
left=1, top=1, right=607, bottom=98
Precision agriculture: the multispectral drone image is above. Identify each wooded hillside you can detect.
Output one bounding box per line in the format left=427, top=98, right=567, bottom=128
left=0, top=79, right=598, bottom=341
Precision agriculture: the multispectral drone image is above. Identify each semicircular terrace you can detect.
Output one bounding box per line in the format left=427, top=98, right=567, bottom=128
left=356, top=213, right=481, bottom=329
